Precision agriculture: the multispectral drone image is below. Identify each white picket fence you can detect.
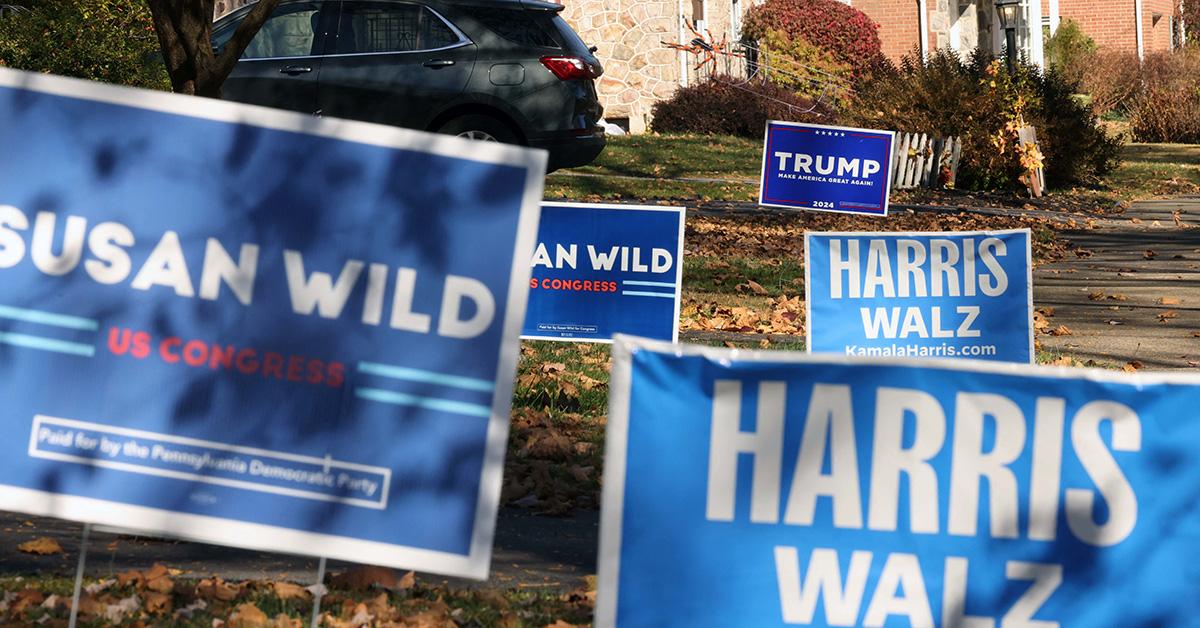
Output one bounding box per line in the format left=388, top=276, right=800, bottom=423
left=891, top=132, right=962, bottom=190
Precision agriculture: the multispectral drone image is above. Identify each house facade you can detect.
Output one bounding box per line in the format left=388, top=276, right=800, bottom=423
left=846, top=0, right=1185, bottom=66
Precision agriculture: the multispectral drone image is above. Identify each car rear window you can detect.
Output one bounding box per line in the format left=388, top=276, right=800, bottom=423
left=548, top=14, right=592, bottom=57
left=461, top=7, right=564, bottom=49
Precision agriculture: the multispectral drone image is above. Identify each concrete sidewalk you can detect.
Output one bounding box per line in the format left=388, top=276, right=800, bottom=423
left=1035, top=197, right=1200, bottom=369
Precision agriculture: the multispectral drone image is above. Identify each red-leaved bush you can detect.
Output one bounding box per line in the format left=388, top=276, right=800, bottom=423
left=741, top=0, right=882, bottom=75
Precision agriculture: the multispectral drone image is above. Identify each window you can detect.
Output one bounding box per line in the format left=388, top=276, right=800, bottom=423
left=334, top=2, right=463, bottom=54
left=460, top=6, right=562, bottom=48
left=238, top=2, right=324, bottom=59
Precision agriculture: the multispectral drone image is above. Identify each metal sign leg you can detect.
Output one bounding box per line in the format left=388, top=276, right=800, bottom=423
left=68, top=523, right=92, bottom=628
left=310, top=556, right=327, bottom=628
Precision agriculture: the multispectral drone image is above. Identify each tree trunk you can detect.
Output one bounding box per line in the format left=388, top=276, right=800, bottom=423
left=147, top=0, right=280, bottom=99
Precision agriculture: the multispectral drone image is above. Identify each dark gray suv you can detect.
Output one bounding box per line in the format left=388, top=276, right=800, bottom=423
left=213, top=0, right=605, bottom=170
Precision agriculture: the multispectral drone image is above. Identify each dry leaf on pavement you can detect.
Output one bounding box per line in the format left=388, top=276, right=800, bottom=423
left=17, top=537, right=62, bottom=555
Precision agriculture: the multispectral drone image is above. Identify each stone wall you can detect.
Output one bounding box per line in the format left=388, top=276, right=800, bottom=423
left=558, top=0, right=684, bottom=133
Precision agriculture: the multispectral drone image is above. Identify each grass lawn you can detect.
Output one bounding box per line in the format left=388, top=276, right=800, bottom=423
left=547, top=133, right=1200, bottom=204
left=544, top=134, right=761, bottom=202
left=1104, top=143, right=1200, bottom=200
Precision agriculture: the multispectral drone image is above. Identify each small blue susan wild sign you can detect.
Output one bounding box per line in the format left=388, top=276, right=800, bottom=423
left=759, top=121, right=895, bottom=216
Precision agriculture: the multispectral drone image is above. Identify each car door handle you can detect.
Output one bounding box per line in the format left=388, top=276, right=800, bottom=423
left=423, top=59, right=455, bottom=68
left=279, top=65, right=312, bottom=75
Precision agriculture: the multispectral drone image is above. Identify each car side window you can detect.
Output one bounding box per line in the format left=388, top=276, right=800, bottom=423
left=334, top=2, right=463, bottom=54
left=212, top=2, right=326, bottom=59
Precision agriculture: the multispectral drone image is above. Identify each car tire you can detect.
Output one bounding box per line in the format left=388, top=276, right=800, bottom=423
left=437, top=114, right=520, bottom=145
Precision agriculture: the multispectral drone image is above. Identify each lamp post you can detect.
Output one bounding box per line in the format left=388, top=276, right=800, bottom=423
left=995, top=0, right=1022, bottom=74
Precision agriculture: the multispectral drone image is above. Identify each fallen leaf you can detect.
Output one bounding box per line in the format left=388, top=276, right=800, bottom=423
left=541, top=362, right=567, bottom=374
left=228, top=602, right=269, bottom=628
left=104, top=595, right=141, bottom=624
left=1158, top=310, right=1179, bottom=323
left=1124, top=360, right=1145, bottom=372
left=143, top=563, right=174, bottom=593
left=10, top=590, right=43, bottom=615
left=197, top=578, right=240, bottom=602
left=568, top=465, right=594, bottom=483
left=73, top=593, right=105, bottom=617
left=1161, top=297, right=1182, bottom=305
left=330, top=565, right=398, bottom=591
left=366, top=591, right=395, bottom=621
left=397, top=570, right=416, bottom=590
left=116, top=569, right=142, bottom=587
left=272, top=581, right=310, bottom=600
left=1050, top=325, right=1074, bottom=337
left=17, top=537, right=62, bottom=555
left=143, top=590, right=172, bottom=615
left=1144, top=249, right=1157, bottom=259
left=1088, top=290, right=1106, bottom=301
left=745, top=280, right=768, bottom=295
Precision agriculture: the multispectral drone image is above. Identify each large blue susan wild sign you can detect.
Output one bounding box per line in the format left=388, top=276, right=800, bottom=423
left=759, top=121, right=895, bottom=216
left=805, top=230, right=1034, bottom=364
left=599, top=336, right=1200, bottom=627
left=523, top=202, right=685, bottom=342
left=0, top=68, right=545, bottom=579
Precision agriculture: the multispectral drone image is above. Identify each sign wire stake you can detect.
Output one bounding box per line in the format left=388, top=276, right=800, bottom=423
left=68, top=523, right=92, bottom=628
left=310, top=556, right=328, bottom=628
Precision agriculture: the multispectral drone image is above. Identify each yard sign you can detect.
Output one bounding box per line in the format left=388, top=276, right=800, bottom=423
left=523, top=202, right=685, bottom=343
left=0, top=68, right=545, bottom=579
left=805, top=230, right=1034, bottom=363
left=599, top=336, right=1200, bottom=626
left=759, top=120, right=895, bottom=216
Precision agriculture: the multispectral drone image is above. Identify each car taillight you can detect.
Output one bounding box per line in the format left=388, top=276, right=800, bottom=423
left=540, top=56, right=598, bottom=81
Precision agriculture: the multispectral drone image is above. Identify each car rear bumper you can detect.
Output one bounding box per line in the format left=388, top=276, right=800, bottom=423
left=530, top=128, right=606, bottom=171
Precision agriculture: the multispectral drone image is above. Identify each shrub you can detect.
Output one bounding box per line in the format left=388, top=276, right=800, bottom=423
left=1129, top=49, right=1200, bottom=143
left=755, top=28, right=853, bottom=109
left=0, top=0, right=167, bottom=90
left=1187, top=2, right=1200, bottom=46
left=651, top=76, right=835, bottom=138
left=1029, top=65, right=1124, bottom=185
left=1044, top=19, right=1095, bottom=88
left=1078, top=50, right=1141, bottom=116
left=849, top=48, right=1121, bottom=190
left=741, top=0, right=882, bottom=76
